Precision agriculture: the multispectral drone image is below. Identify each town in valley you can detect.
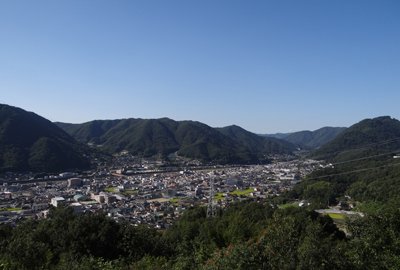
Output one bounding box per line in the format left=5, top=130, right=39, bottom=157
left=0, top=154, right=325, bottom=228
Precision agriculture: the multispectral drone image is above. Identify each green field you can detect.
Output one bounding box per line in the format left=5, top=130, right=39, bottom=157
left=279, top=203, right=299, bottom=208
left=121, top=190, right=138, bottom=194
left=214, top=193, right=224, bottom=201
left=169, top=199, right=180, bottom=206
left=230, top=188, right=253, bottom=196
left=104, top=187, right=115, bottom=192
left=324, top=213, right=345, bottom=219
left=7, top=208, right=22, bottom=211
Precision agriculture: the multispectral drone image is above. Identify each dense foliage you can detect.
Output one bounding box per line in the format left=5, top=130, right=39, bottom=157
left=2, top=201, right=400, bottom=269
left=0, top=104, right=90, bottom=173
left=8, top=201, right=399, bottom=270
left=287, top=154, right=400, bottom=207
left=0, top=205, right=172, bottom=270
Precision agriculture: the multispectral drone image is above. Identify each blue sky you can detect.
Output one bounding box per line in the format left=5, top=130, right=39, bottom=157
left=1, top=1, right=399, bottom=134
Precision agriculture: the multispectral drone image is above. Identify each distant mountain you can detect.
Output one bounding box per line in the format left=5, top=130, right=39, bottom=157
left=216, top=125, right=297, bottom=155
left=308, top=116, right=400, bottom=162
left=282, top=127, right=347, bottom=149
left=0, top=104, right=90, bottom=172
left=56, top=118, right=259, bottom=164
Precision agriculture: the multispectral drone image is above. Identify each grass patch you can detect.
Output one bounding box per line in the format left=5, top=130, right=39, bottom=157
left=280, top=203, right=299, bottom=208
left=214, top=193, right=224, bottom=201
left=104, top=187, right=115, bottom=192
left=7, top=208, right=22, bottom=211
left=170, top=198, right=180, bottom=203
left=324, top=213, right=345, bottom=219
left=231, top=188, right=253, bottom=196
left=121, top=190, right=138, bottom=194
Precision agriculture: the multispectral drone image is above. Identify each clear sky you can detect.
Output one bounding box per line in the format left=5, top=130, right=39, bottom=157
left=1, top=1, right=399, bottom=134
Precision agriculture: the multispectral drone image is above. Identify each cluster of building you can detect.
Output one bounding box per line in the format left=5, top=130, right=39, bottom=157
left=0, top=157, right=323, bottom=228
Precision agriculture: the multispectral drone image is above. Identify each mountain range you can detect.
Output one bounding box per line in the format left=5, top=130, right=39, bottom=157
left=0, top=103, right=373, bottom=172
left=55, top=120, right=347, bottom=162
left=215, top=125, right=298, bottom=155
left=55, top=118, right=296, bottom=164
left=261, top=127, right=347, bottom=149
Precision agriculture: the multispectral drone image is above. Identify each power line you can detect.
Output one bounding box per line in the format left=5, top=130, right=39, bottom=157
left=305, top=162, right=400, bottom=181
left=331, top=152, right=395, bottom=166
left=309, top=137, right=400, bottom=161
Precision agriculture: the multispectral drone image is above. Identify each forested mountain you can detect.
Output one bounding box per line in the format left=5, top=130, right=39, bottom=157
left=308, top=116, right=400, bottom=162
left=259, top=127, right=346, bottom=149
left=216, top=125, right=298, bottom=155
left=55, top=119, right=121, bottom=144
left=0, top=104, right=90, bottom=172
left=287, top=116, right=400, bottom=207
left=283, top=126, right=347, bottom=149
left=56, top=118, right=259, bottom=164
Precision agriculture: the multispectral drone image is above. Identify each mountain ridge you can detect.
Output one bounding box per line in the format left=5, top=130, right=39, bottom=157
left=308, top=116, right=400, bottom=162
left=0, top=104, right=90, bottom=172
left=216, top=125, right=298, bottom=155
left=283, top=126, right=347, bottom=149
left=55, top=118, right=263, bottom=164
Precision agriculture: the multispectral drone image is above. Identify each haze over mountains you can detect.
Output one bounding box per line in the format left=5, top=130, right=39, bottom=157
left=261, top=127, right=347, bottom=149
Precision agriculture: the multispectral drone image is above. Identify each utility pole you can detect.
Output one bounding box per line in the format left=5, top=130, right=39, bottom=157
left=207, top=172, right=216, bottom=217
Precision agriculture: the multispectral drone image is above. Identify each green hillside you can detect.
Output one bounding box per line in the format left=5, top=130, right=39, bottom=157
left=287, top=116, right=400, bottom=207
left=0, top=104, right=90, bottom=173
left=283, top=126, right=346, bottom=149
left=55, top=119, right=122, bottom=144
left=56, top=118, right=259, bottom=164
left=308, top=116, right=400, bottom=162
left=216, top=125, right=297, bottom=154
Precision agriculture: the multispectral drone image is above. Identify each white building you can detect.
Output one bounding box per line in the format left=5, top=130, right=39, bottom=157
left=51, top=197, right=65, bottom=207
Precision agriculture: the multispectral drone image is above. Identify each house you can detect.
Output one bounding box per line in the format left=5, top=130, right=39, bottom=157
left=337, top=202, right=348, bottom=210
left=51, top=197, right=65, bottom=207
